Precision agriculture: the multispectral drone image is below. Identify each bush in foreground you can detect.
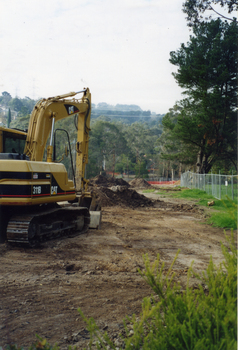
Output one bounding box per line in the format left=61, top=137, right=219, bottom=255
left=79, top=230, right=237, bottom=349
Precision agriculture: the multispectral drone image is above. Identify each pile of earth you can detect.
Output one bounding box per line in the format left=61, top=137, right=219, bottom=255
left=89, top=174, right=130, bottom=187
left=158, top=201, right=204, bottom=214
left=92, top=186, right=155, bottom=208
left=129, top=178, right=152, bottom=189
left=88, top=175, right=154, bottom=208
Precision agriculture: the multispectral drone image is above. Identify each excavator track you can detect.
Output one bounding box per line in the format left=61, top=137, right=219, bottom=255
left=7, top=206, right=90, bottom=247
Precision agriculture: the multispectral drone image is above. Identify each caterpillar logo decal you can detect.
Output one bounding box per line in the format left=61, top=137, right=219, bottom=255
left=51, top=186, right=58, bottom=195
left=64, top=104, right=79, bottom=115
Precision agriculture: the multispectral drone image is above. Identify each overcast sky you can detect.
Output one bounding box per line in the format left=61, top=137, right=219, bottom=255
left=0, top=0, right=193, bottom=114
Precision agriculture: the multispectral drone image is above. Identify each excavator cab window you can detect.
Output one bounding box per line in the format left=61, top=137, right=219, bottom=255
left=53, top=128, right=75, bottom=183
left=2, top=131, right=26, bottom=154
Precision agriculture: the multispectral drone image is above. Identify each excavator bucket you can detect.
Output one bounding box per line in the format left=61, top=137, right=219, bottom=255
left=89, top=211, right=102, bottom=229
left=78, top=192, right=102, bottom=230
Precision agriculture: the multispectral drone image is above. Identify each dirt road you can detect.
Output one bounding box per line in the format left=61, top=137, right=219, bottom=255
left=0, top=188, right=231, bottom=349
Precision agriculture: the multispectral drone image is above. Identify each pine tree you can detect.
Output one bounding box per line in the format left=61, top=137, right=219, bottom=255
left=164, top=19, right=237, bottom=173
left=7, top=108, right=11, bottom=128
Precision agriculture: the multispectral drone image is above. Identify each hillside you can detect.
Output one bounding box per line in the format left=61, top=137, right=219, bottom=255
left=0, top=92, right=164, bottom=127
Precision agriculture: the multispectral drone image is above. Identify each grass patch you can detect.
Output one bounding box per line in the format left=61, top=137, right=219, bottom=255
left=209, top=212, right=237, bottom=229
left=149, top=188, right=214, bottom=201
left=208, top=199, right=237, bottom=229
left=142, top=189, right=156, bottom=193
left=153, top=191, right=165, bottom=195
left=168, top=188, right=237, bottom=205
left=170, top=188, right=212, bottom=201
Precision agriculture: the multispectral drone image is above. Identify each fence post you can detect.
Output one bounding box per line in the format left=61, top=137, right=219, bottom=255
left=232, top=171, right=234, bottom=200
left=226, top=175, right=228, bottom=196
left=208, top=173, right=210, bottom=195
left=219, top=170, right=221, bottom=200
left=211, top=171, right=213, bottom=196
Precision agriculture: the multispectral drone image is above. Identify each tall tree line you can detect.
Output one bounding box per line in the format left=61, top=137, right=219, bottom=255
left=87, top=118, right=163, bottom=178
left=160, top=0, right=237, bottom=174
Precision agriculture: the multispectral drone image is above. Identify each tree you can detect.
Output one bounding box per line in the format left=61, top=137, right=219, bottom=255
left=9, top=97, right=23, bottom=112
left=115, top=154, right=134, bottom=175
left=183, top=0, right=237, bottom=27
left=158, top=105, right=195, bottom=176
left=10, top=114, right=30, bottom=131
left=121, top=122, right=162, bottom=177
left=166, top=19, right=237, bottom=173
left=88, top=120, right=128, bottom=176
left=7, top=108, right=11, bottom=128
left=134, top=160, right=149, bottom=178
left=0, top=91, right=12, bottom=106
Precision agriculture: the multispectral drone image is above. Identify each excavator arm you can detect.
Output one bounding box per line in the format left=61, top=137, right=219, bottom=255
left=24, top=88, right=91, bottom=192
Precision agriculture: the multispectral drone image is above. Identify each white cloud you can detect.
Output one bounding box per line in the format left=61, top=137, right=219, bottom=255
left=0, top=0, right=190, bottom=113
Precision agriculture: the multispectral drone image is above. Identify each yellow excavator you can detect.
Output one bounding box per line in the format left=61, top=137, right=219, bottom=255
left=0, top=88, right=101, bottom=246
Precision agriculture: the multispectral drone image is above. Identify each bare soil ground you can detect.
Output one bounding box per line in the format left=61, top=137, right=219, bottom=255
left=0, top=181, right=233, bottom=349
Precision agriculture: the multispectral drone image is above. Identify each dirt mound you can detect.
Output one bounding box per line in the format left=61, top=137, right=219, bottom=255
left=129, top=178, right=152, bottom=189
left=90, top=175, right=130, bottom=187
left=92, top=186, right=154, bottom=208
left=158, top=201, right=204, bottom=213
left=89, top=175, right=154, bottom=209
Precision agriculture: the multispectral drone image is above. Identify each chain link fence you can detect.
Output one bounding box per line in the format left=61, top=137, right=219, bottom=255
left=181, top=171, right=237, bottom=201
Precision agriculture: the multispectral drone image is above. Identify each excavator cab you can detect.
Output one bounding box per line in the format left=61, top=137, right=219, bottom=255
left=0, top=127, right=27, bottom=159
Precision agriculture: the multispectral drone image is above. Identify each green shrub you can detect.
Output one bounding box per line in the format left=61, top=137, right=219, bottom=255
left=208, top=198, right=237, bottom=229
left=209, top=212, right=237, bottom=229
left=79, top=231, right=237, bottom=349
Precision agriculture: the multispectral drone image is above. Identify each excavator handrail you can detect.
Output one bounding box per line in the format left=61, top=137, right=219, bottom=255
left=45, top=89, right=88, bottom=101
